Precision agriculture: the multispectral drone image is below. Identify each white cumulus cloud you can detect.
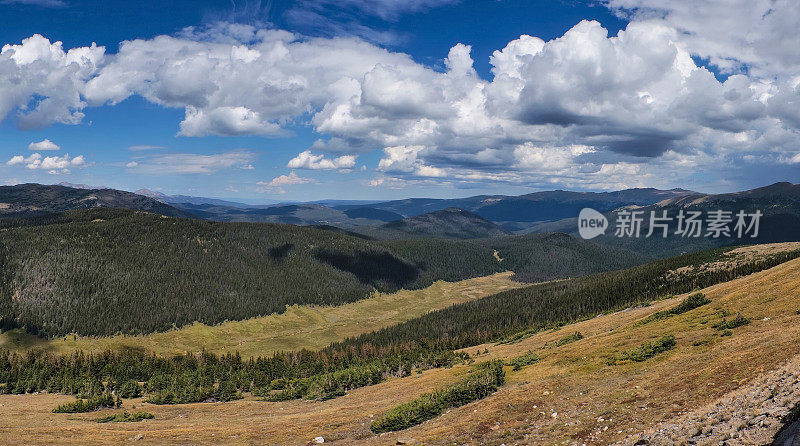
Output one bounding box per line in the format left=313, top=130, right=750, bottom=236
left=260, top=171, right=317, bottom=187
left=0, top=34, right=103, bottom=129
left=605, top=0, right=800, bottom=78
left=127, top=145, right=165, bottom=151
left=27, top=138, right=60, bottom=151
left=7, top=152, right=86, bottom=174
left=256, top=171, right=316, bottom=194
left=287, top=150, right=356, bottom=170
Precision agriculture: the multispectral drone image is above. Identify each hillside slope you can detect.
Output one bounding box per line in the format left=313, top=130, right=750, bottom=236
left=330, top=244, right=800, bottom=352
left=2, top=244, right=799, bottom=444
left=381, top=245, right=800, bottom=445
left=622, top=354, right=800, bottom=445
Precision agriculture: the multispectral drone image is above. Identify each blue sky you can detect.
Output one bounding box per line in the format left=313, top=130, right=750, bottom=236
left=0, top=0, right=798, bottom=201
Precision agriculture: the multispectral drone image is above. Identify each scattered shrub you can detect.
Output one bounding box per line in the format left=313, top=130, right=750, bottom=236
left=53, top=392, right=115, bottom=413
left=555, top=331, right=584, bottom=347
left=608, top=336, right=677, bottom=365
left=713, top=314, right=750, bottom=331
left=692, top=338, right=713, bottom=346
left=95, top=411, right=154, bottom=423
left=507, top=351, right=540, bottom=371
left=370, top=360, right=505, bottom=433
left=670, top=293, right=712, bottom=314
left=639, top=293, right=711, bottom=325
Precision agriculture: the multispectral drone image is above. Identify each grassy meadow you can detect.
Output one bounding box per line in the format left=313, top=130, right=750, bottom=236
left=0, top=272, right=524, bottom=357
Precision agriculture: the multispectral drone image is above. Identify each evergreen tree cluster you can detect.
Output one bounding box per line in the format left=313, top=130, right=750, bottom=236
left=52, top=392, right=115, bottom=413
left=95, top=411, right=154, bottom=423
left=0, top=343, right=466, bottom=404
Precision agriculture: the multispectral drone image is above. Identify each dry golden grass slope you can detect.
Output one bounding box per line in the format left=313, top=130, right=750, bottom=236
left=0, top=272, right=523, bottom=357
left=2, top=244, right=800, bottom=445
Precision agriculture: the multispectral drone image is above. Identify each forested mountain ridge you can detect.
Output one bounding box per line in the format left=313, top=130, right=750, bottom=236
left=173, top=202, right=401, bottom=229
left=528, top=182, right=800, bottom=258
left=366, top=207, right=511, bottom=239
left=0, top=208, right=639, bottom=337
left=476, top=232, right=649, bottom=282
left=0, top=184, right=191, bottom=218
left=0, top=209, right=498, bottom=336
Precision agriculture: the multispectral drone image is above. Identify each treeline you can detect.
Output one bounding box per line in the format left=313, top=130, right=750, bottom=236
left=0, top=343, right=465, bottom=403
left=328, top=248, right=800, bottom=353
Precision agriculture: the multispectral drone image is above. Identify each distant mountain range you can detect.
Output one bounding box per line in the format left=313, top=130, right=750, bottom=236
left=0, top=183, right=192, bottom=219
left=125, top=185, right=696, bottom=234
left=333, top=188, right=695, bottom=231
left=36, top=181, right=800, bottom=255
left=534, top=182, right=800, bottom=257
left=134, top=188, right=256, bottom=208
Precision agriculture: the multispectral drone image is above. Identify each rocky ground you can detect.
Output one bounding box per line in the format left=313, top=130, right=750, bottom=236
left=618, top=354, right=800, bottom=445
